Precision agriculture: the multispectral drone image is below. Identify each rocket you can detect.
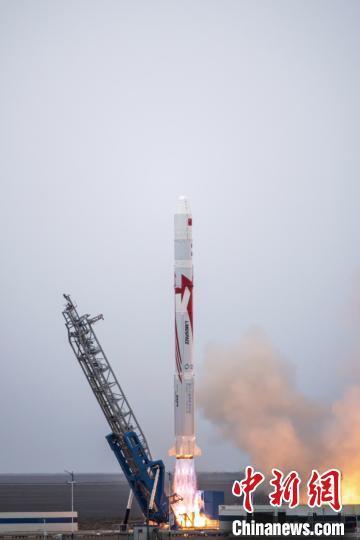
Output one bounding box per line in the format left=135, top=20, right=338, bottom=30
left=169, top=196, right=201, bottom=460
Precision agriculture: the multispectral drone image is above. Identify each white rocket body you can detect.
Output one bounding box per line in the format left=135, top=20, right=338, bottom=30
left=170, top=196, right=200, bottom=460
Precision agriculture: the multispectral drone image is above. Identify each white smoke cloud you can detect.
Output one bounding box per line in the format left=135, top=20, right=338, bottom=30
left=198, top=329, right=360, bottom=501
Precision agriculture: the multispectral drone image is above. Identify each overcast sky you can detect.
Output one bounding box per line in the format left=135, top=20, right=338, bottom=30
left=0, top=0, right=359, bottom=473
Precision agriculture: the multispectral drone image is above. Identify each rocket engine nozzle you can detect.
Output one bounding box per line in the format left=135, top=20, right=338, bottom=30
left=169, top=436, right=202, bottom=459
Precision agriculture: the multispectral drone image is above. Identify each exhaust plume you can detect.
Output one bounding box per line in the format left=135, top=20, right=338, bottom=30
left=198, top=329, right=360, bottom=500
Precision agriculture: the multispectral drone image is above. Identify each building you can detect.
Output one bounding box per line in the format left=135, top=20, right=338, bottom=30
left=0, top=512, right=78, bottom=533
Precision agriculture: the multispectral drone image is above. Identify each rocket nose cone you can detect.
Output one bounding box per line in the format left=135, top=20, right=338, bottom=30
left=177, top=195, right=191, bottom=214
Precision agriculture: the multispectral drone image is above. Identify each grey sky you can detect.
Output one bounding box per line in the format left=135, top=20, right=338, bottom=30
left=0, top=0, right=359, bottom=473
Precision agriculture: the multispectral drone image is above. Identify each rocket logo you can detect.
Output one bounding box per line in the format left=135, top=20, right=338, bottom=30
left=175, top=275, right=193, bottom=329
left=184, top=321, right=190, bottom=344
left=175, top=275, right=193, bottom=383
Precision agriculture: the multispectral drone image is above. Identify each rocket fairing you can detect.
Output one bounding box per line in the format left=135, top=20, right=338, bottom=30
left=170, top=196, right=201, bottom=460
